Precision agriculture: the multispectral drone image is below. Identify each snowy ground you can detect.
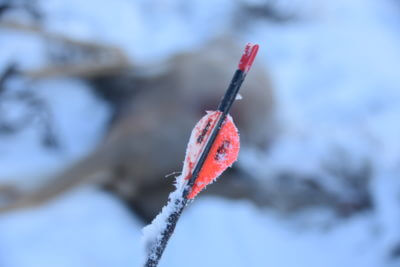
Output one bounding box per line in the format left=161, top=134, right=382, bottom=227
left=1, top=0, right=400, bottom=266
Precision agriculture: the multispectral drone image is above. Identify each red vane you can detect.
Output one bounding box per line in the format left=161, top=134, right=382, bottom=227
left=238, top=43, right=259, bottom=74
left=182, top=111, right=240, bottom=199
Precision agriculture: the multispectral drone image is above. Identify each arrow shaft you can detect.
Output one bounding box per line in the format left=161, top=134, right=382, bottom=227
left=144, top=197, right=187, bottom=267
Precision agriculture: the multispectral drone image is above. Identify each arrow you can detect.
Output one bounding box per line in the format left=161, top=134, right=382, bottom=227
left=143, top=43, right=259, bottom=267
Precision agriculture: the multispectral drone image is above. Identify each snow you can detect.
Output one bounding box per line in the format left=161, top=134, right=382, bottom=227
left=161, top=198, right=383, bottom=267
left=1, top=0, right=400, bottom=266
left=0, top=27, right=47, bottom=73
left=0, top=187, right=144, bottom=267
left=38, top=0, right=236, bottom=64
left=0, top=77, right=110, bottom=182
left=141, top=189, right=184, bottom=263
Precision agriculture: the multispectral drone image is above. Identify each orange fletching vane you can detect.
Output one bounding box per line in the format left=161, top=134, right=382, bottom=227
left=180, top=111, right=240, bottom=199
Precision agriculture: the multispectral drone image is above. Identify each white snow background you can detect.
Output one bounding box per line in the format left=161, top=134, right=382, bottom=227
left=1, top=0, right=400, bottom=266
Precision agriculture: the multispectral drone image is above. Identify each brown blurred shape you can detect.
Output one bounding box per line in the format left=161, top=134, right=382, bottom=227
left=0, top=35, right=276, bottom=222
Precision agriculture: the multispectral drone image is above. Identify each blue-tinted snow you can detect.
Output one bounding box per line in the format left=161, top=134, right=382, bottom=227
left=0, top=0, right=400, bottom=266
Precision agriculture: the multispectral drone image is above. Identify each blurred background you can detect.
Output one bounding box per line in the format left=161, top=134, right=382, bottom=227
left=1, top=0, right=400, bottom=266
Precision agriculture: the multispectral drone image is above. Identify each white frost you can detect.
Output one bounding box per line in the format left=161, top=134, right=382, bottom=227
left=141, top=187, right=184, bottom=261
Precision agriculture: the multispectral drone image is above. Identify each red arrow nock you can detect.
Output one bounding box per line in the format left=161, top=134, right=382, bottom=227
left=238, top=43, right=259, bottom=74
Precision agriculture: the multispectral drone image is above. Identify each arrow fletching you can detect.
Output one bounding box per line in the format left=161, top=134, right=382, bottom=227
left=179, top=111, right=240, bottom=199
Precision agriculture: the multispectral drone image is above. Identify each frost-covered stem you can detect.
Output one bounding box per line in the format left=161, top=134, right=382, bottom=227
left=144, top=197, right=187, bottom=267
